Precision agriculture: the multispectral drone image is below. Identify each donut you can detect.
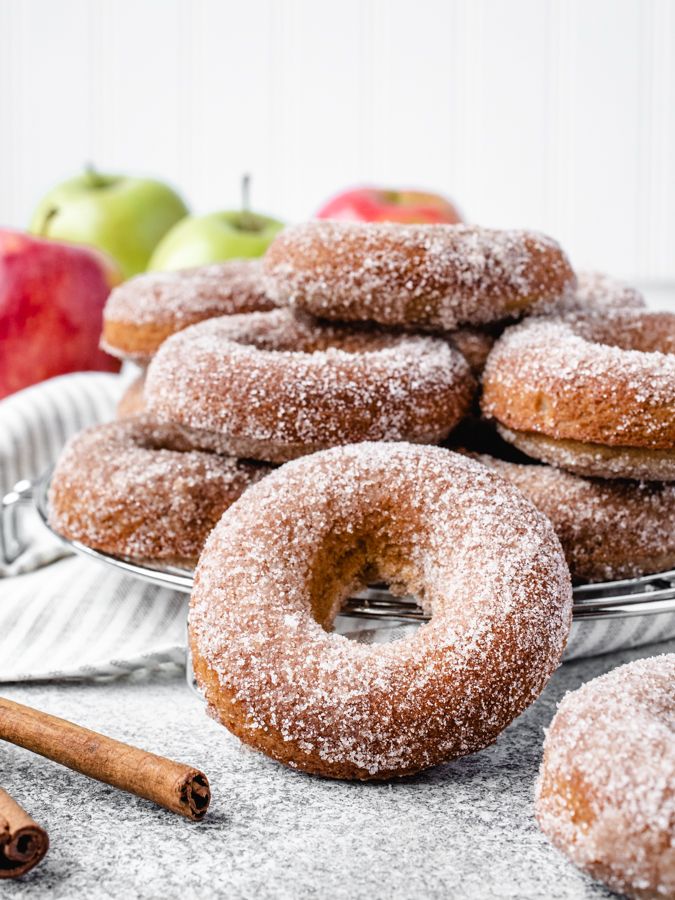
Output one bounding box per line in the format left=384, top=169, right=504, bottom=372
left=469, top=452, right=675, bottom=582
left=143, top=308, right=476, bottom=463
left=101, top=259, right=275, bottom=362
left=481, top=310, right=675, bottom=480
left=190, top=442, right=573, bottom=780
left=536, top=654, right=675, bottom=899
left=537, top=270, right=646, bottom=315
left=116, top=372, right=146, bottom=418
left=48, top=418, right=271, bottom=564
left=263, top=221, right=575, bottom=330
left=446, top=325, right=500, bottom=377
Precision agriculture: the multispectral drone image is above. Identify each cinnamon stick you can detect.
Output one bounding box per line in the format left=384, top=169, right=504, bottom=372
left=0, top=698, right=210, bottom=822
left=0, top=787, right=48, bottom=879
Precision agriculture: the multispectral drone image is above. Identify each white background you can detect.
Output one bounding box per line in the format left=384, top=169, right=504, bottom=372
left=1, top=0, right=674, bottom=286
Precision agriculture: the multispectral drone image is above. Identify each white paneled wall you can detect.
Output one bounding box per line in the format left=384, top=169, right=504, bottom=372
left=1, top=0, right=674, bottom=281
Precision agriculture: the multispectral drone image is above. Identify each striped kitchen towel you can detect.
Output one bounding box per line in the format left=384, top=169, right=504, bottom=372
left=0, top=372, right=123, bottom=577
left=0, top=372, right=187, bottom=681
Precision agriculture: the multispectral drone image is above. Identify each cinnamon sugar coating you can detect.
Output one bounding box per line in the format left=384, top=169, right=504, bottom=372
left=144, top=309, right=475, bottom=463
left=48, top=418, right=271, bottom=564
left=471, top=452, right=675, bottom=581
left=101, top=260, right=275, bottom=362
left=536, top=654, right=675, bottom=900
left=190, top=443, right=572, bottom=780
left=263, top=221, right=575, bottom=330
left=481, top=311, right=675, bottom=470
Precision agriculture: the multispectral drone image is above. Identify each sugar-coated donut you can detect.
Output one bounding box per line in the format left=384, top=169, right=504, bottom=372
left=573, top=270, right=646, bottom=310
left=263, top=221, right=575, bottom=330
left=538, top=270, right=646, bottom=315
left=536, top=654, right=675, bottom=900
left=481, top=311, right=675, bottom=480
left=116, top=372, right=146, bottom=418
left=49, top=418, right=271, bottom=564
left=144, top=308, right=475, bottom=463
left=471, top=452, right=675, bottom=582
left=101, top=260, right=275, bottom=362
left=190, top=442, right=572, bottom=780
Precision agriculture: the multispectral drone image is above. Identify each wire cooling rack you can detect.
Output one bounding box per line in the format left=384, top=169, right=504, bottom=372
left=3, top=471, right=673, bottom=624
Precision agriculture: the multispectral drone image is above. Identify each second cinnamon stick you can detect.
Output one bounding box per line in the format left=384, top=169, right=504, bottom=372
left=0, top=787, right=48, bottom=879
left=0, top=698, right=209, bottom=821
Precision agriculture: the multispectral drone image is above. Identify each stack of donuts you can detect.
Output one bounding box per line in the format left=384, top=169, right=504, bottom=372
left=52, top=220, right=675, bottom=583
left=47, top=220, right=675, bottom=899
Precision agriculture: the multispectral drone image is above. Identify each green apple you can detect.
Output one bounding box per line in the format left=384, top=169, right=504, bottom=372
left=148, top=210, right=284, bottom=271
left=29, top=167, right=189, bottom=278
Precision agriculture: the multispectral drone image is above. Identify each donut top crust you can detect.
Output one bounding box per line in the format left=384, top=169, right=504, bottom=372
left=263, top=221, right=575, bottom=330
left=144, top=309, right=475, bottom=451
left=102, top=259, right=275, bottom=359
left=536, top=654, right=675, bottom=899
left=191, top=442, right=572, bottom=778
left=481, top=310, right=675, bottom=448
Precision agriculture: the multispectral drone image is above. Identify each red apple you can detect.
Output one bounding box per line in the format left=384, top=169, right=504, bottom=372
left=316, top=186, right=463, bottom=224
left=0, top=230, right=121, bottom=399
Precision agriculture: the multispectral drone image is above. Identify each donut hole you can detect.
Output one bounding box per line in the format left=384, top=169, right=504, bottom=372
left=222, top=310, right=405, bottom=356
left=303, top=521, right=437, bottom=640
left=254, top=329, right=401, bottom=355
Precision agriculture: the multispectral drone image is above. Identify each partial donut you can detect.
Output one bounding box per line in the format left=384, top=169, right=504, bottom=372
left=263, top=221, right=575, bottom=330
left=536, top=654, right=675, bottom=900
left=144, top=308, right=476, bottom=463
left=446, top=325, right=501, bottom=377
left=445, top=272, right=643, bottom=377
left=481, top=311, right=675, bottom=480
left=116, top=372, right=146, bottom=418
left=101, top=259, right=275, bottom=362
left=494, top=427, right=675, bottom=483
left=48, top=418, right=271, bottom=564
left=471, top=452, right=675, bottom=582
left=538, top=270, right=646, bottom=315
left=190, top=442, right=573, bottom=780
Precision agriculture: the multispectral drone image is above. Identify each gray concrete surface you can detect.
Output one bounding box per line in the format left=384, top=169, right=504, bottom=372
left=3, top=638, right=672, bottom=899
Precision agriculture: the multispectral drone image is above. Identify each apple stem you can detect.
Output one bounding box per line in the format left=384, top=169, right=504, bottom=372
left=239, top=173, right=260, bottom=231
left=84, top=163, right=107, bottom=189
left=241, top=173, right=251, bottom=214
left=37, top=207, right=59, bottom=237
